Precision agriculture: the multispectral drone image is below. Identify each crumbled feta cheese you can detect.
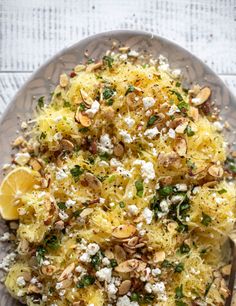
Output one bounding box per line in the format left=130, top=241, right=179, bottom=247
left=128, top=50, right=139, bottom=57
left=87, top=243, right=100, bottom=256
left=0, top=252, right=16, bottom=271
left=65, top=199, right=76, bottom=208
left=144, top=127, right=159, bottom=139
left=96, top=267, right=112, bottom=282
left=98, top=134, right=114, bottom=154
left=53, top=132, right=63, bottom=141
left=102, top=257, right=110, bottom=266
left=99, top=197, right=105, bottom=204
left=80, top=252, right=91, bottom=263
left=0, top=232, right=10, bottom=242
left=152, top=148, right=158, bottom=156
left=16, top=276, right=26, bottom=287
left=134, top=160, right=155, bottom=183
left=110, top=158, right=123, bottom=168
left=152, top=281, right=166, bottom=294
left=168, top=128, right=176, bottom=139
left=166, top=104, right=180, bottom=116
left=117, top=166, right=131, bottom=178
left=171, top=69, right=181, bottom=78
left=30, top=277, right=38, bottom=284
left=142, top=97, right=155, bottom=110
left=175, top=183, right=187, bottom=191
left=119, top=129, right=134, bottom=143
left=152, top=268, right=162, bottom=276
left=128, top=205, right=139, bottom=216
left=158, top=55, right=170, bottom=72
left=120, top=53, right=128, bottom=61
left=145, top=282, right=153, bottom=293
left=107, top=283, right=118, bottom=297
left=14, top=152, right=31, bottom=166
left=56, top=282, right=63, bottom=290
left=54, top=115, right=63, bottom=122
left=17, top=290, right=24, bottom=297
left=117, top=296, right=139, bottom=306
left=213, top=121, right=224, bottom=132
left=59, top=211, right=69, bottom=221
left=124, top=116, right=135, bottom=128
left=191, top=97, right=201, bottom=105
left=75, top=265, right=86, bottom=273
left=85, top=100, right=100, bottom=118
left=42, top=260, right=50, bottom=266
left=142, top=207, right=153, bottom=225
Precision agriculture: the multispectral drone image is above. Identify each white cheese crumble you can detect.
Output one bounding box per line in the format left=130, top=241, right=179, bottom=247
left=116, top=296, right=139, bottom=306
left=117, top=166, right=131, bottom=178
left=0, top=252, right=16, bottom=271
left=56, top=168, right=68, bottom=180
left=213, top=121, right=224, bottom=132
left=124, top=116, right=135, bottom=128
left=191, top=97, right=201, bottom=105
left=134, top=160, right=155, bottom=183
left=14, top=152, right=31, bottom=166
left=16, top=276, right=26, bottom=287
left=107, top=283, right=118, bottom=298
left=142, top=207, right=153, bottom=225
left=119, top=129, right=134, bottom=143
left=95, top=267, right=112, bottom=282
left=59, top=211, right=69, bottom=221
left=110, top=158, right=123, bottom=168
left=160, top=199, right=169, bottom=213
left=128, top=204, right=139, bottom=216
left=98, top=133, right=114, bottom=154
left=142, top=96, right=155, bottom=110
left=175, top=183, right=187, bottom=191
left=166, top=104, right=180, bottom=116
left=168, top=128, right=176, bottom=139
left=79, top=252, right=91, bottom=263
left=87, top=243, right=100, bottom=256
left=128, top=50, right=139, bottom=57
left=152, top=268, right=162, bottom=276
left=65, top=199, right=76, bottom=208
left=144, top=127, right=159, bottom=139
left=0, top=232, right=10, bottom=241
left=53, top=132, right=63, bottom=141
left=171, top=69, right=181, bottom=78
left=85, top=100, right=100, bottom=118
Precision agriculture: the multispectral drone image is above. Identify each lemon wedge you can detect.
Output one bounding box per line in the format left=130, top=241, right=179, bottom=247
left=0, top=167, right=40, bottom=220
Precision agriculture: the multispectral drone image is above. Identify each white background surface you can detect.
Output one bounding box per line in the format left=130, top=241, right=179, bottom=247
left=0, top=0, right=236, bottom=113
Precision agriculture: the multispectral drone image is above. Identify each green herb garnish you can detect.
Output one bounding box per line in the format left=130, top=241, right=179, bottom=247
left=36, top=246, right=46, bottom=263
left=175, top=262, right=184, bottom=273
left=45, top=235, right=60, bottom=250
left=201, top=213, right=212, bottom=226
left=77, top=275, right=95, bottom=288
left=70, top=165, right=84, bottom=181
left=79, top=127, right=89, bottom=133
left=37, top=96, right=44, bottom=108
left=103, top=55, right=114, bottom=68
left=103, top=87, right=115, bottom=100
left=147, top=115, right=158, bottom=127
left=159, top=186, right=173, bottom=196
left=185, top=125, right=195, bottom=137
left=57, top=202, right=66, bottom=210
left=177, top=101, right=189, bottom=112
left=130, top=292, right=140, bottom=302
left=135, top=180, right=144, bottom=197
left=175, top=284, right=184, bottom=299
left=179, top=242, right=190, bottom=254
left=119, top=201, right=125, bottom=208
left=110, top=259, right=118, bottom=268
left=218, top=189, right=227, bottom=194
left=125, top=85, right=135, bottom=96
left=170, top=90, right=183, bottom=101
left=79, top=103, right=86, bottom=111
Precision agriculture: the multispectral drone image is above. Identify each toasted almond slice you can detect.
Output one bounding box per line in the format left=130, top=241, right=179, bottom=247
left=22, top=271, right=31, bottom=282
left=74, top=64, right=86, bottom=72
left=153, top=251, right=166, bottom=263
left=61, top=278, right=73, bottom=288
left=86, top=61, right=103, bottom=72
left=42, top=265, right=57, bottom=276
left=60, top=73, right=69, bottom=88
left=112, top=224, right=136, bottom=239
left=158, top=152, right=181, bottom=169
left=221, top=264, right=231, bottom=276
left=12, top=136, right=26, bottom=147
left=114, top=143, right=124, bottom=157
left=75, top=109, right=91, bottom=127
left=80, top=208, right=94, bottom=218
left=175, top=121, right=189, bottom=134
left=80, top=89, right=93, bottom=106
left=114, top=245, right=127, bottom=263
left=174, top=137, right=187, bottom=157
left=119, top=47, right=130, bottom=52
left=127, top=236, right=139, bottom=247
left=104, top=249, right=115, bottom=259
left=115, top=259, right=140, bottom=273
left=188, top=106, right=199, bottom=121
left=29, top=158, right=42, bottom=171
left=208, top=164, right=224, bottom=178
left=58, top=263, right=75, bottom=282
left=60, top=139, right=74, bottom=151
left=103, top=106, right=115, bottom=120
left=118, top=280, right=131, bottom=295
left=192, top=87, right=211, bottom=106
left=136, top=261, right=147, bottom=272
left=82, top=172, right=102, bottom=192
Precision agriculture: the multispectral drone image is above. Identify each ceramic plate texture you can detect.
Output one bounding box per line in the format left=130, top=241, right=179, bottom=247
left=0, top=30, right=236, bottom=305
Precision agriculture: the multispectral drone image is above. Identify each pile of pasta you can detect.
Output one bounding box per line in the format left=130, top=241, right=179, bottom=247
left=3, top=50, right=236, bottom=306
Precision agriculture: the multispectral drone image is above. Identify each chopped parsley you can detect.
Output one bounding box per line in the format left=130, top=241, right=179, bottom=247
left=37, top=96, right=45, bottom=108
left=70, top=165, right=84, bottom=181
left=176, top=301, right=187, bottom=306
left=130, top=292, right=140, bottom=302
left=91, top=251, right=103, bottom=270
left=177, top=101, right=189, bottom=112
left=185, top=125, right=195, bottom=137
left=176, top=81, right=181, bottom=87
left=170, top=90, right=183, bottom=101
left=175, top=284, right=184, bottom=299
left=179, top=242, right=190, bottom=254
left=174, top=262, right=184, bottom=273
left=40, top=132, right=47, bottom=139
left=119, top=201, right=125, bottom=208
left=125, top=85, right=135, bottom=96
left=99, top=152, right=110, bottom=161
left=63, top=100, right=71, bottom=107
left=135, top=180, right=144, bottom=197
left=45, top=235, right=60, bottom=250
left=201, top=213, right=212, bottom=226
left=110, top=259, right=118, bottom=268
left=79, top=103, right=86, bottom=111
left=73, top=209, right=83, bottom=217
left=218, top=189, right=227, bottom=194
left=87, top=58, right=95, bottom=64
left=159, top=185, right=173, bottom=196
left=36, top=246, right=46, bottom=263
left=77, top=274, right=95, bottom=288
left=147, top=115, right=158, bottom=126
left=79, top=127, right=89, bottom=133
left=103, top=55, right=114, bottom=68
left=57, top=202, right=66, bottom=210
left=103, top=87, right=115, bottom=100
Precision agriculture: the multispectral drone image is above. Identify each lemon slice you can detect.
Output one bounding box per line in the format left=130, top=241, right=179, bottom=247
left=0, top=167, right=40, bottom=220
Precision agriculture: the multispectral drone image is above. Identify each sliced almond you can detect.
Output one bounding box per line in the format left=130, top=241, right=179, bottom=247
left=153, top=251, right=166, bottom=263
left=28, top=284, right=42, bottom=294
left=158, top=152, right=181, bottom=169
left=188, top=106, right=199, bottom=122
left=82, top=172, right=102, bottom=192
left=54, top=220, right=65, bottom=230
left=112, top=224, right=136, bottom=239
left=60, top=73, right=69, bottom=88
left=174, top=137, right=187, bottom=157
left=42, top=265, right=57, bottom=276
left=75, top=110, right=91, bottom=127
left=118, top=280, right=131, bottom=295
left=192, top=87, right=211, bottom=106
left=86, top=61, right=103, bottom=72
left=115, top=259, right=140, bottom=273
left=61, top=278, right=73, bottom=288
left=219, top=278, right=230, bottom=298
left=58, top=263, right=75, bottom=282
left=127, top=236, right=139, bottom=247
left=114, top=143, right=124, bottom=157
left=221, top=264, right=231, bottom=276
left=29, top=158, right=42, bottom=171
left=80, top=207, right=94, bottom=218
left=12, top=136, right=26, bottom=147
left=114, top=245, right=127, bottom=263
left=175, top=121, right=189, bottom=134
left=104, top=249, right=114, bottom=259
left=60, top=139, right=74, bottom=151
left=80, top=89, right=93, bottom=106
left=208, top=164, right=223, bottom=178
left=119, top=47, right=130, bottom=52
left=136, top=261, right=147, bottom=272
left=102, top=106, right=115, bottom=120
